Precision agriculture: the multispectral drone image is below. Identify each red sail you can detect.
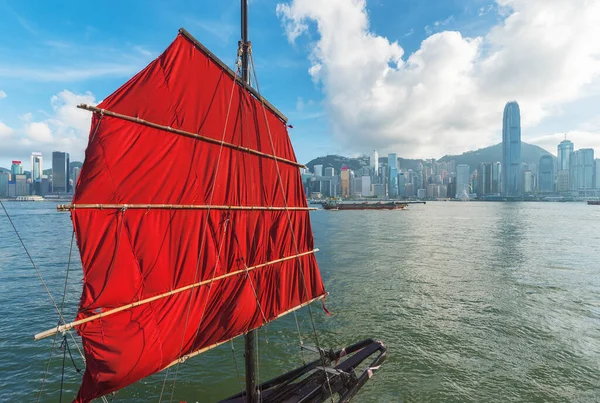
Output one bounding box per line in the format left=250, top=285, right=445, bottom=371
left=71, top=31, right=325, bottom=402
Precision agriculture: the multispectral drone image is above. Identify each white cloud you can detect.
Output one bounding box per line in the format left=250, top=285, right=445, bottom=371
left=0, top=120, right=13, bottom=138
left=0, top=90, right=6, bottom=100
left=25, top=122, right=53, bottom=143
left=0, top=90, right=96, bottom=163
left=276, top=0, right=600, bottom=158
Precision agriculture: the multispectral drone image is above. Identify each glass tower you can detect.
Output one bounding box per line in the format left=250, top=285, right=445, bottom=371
left=502, top=101, right=521, bottom=196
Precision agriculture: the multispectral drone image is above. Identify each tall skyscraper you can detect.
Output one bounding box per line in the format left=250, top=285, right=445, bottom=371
left=372, top=150, right=379, bottom=174
left=52, top=151, right=70, bottom=193
left=31, top=152, right=43, bottom=195
left=595, top=159, right=600, bottom=189
left=538, top=155, right=554, bottom=193
left=477, top=163, right=491, bottom=196
left=0, top=172, right=9, bottom=197
left=502, top=101, right=521, bottom=196
left=570, top=148, right=594, bottom=190
left=388, top=153, right=398, bottom=197
left=340, top=167, right=350, bottom=198
left=456, top=164, right=470, bottom=198
left=557, top=138, right=574, bottom=171
left=324, top=167, right=334, bottom=177
left=491, top=162, right=501, bottom=194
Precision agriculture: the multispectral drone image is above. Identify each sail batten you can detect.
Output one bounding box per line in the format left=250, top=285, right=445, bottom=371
left=77, top=104, right=305, bottom=168
left=65, top=29, right=326, bottom=403
left=34, top=248, right=320, bottom=341
left=57, top=204, right=316, bottom=211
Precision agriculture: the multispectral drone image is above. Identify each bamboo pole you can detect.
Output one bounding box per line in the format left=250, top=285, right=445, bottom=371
left=34, top=249, right=319, bottom=341
left=57, top=204, right=316, bottom=212
left=161, top=293, right=325, bottom=370
left=77, top=104, right=305, bottom=169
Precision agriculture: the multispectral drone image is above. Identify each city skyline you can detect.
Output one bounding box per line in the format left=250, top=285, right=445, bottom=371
left=1, top=1, right=600, bottom=168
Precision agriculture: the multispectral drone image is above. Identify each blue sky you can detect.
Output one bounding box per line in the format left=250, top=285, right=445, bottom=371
left=1, top=0, right=599, bottom=169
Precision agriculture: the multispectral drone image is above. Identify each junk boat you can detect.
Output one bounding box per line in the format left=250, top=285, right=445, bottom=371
left=29, top=1, right=386, bottom=402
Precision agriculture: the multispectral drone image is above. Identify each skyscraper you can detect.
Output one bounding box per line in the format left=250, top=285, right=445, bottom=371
left=570, top=148, right=594, bottom=190
left=313, top=164, right=323, bottom=177
left=538, top=155, right=554, bottom=193
left=11, top=160, right=23, bottom=177
left=456, top=164, right=470, bottom=198
left=52, top=151, right=70, bottom=193
left=557, top=138, right=574, bottom=171
left=502, top=101, right=521, bottom=196
left=388, top=153, right=398, bottom=197
left=31, top=152, right=43, bottom=195
left=595, top=159, right=600, bottom=189
left=491, top=162, right=501, bottom=194
left=340, top=167, right=350, bottom=198
left=324, top=167, right=334, bottom=177
left=477, top=163, right=491, bottom=196
left=372, top=150, right=379, bottom=174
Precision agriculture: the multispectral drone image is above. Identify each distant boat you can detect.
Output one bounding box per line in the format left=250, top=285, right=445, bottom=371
left=323, top=201, right=407, bottom=210
left=588, top=200, right=600, bottom=205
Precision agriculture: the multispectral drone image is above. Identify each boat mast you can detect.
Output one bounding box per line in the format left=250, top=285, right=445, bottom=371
left=240, top=1, right=258, bottom=402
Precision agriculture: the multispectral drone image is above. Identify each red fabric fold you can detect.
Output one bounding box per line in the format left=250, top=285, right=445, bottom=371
left=72, top=33, right=325, bottom=403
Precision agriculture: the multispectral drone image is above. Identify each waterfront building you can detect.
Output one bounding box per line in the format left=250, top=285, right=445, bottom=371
left=455, top=164, right=470, bottom=198
left=595, top=159, right=600, bottom=189
left=557, top=138, right=574, bottom=171
left=313, top=164, right=323, bottom=177
left=52, top=151, right=70, bottom=193
left=398, top=172, right=406, bottom=198
left=15, top=174, right=27, bottom=196
left=570, top=148, right=594, bottom=190
left=522, top=170, right=533, bottom=193
left=324, top=167, right=334, bottom=177
left=372, top=184, right=385, bottom=198
left=388, top=153, right=398, bottom=197
left=538, top=155, right=554, bottom=193
left=73, top=166, right=81, bottom=191
left=417, top=188, right=426, bottom=199
left=491, top=162, right=501, bottom=194
left=352, top=177, right=362, bottom=197
left=361, top=176, right=371, bottom=196
left=340, top=168, right=350, bottom=198
left=556, top=170, right=570, bottom=192
left=11, top=160, right=23, bottom=177
left=0, top=171, right=8, bottom=197
left=502, top=101, right=521, bottom=196
left=477, top=163, right=491, bottom=196
left=30, top=152, right=43, bottom=195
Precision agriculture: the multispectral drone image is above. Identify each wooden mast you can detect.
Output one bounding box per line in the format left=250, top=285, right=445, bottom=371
left=240, top=1, right=258, bottom=402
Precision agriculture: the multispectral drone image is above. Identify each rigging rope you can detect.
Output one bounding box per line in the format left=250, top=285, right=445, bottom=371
left=166, top=61, right=242, bottom=403
left=59, top=335, right=67, bottom=403
left=230, top=340, right=245, bottom=396
left=36, top=331, right=60, bottom=403
left=249, top=53, right=335, bottom=402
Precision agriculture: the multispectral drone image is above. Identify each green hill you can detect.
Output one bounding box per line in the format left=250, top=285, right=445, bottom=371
left=438, top=142, right=554, bottom=169
left=306, top=142, right=554, bottom=174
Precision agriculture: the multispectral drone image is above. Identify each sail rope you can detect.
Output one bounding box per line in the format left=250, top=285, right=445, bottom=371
left=36, top=331, right=59, bottom=403
left=0, top=201, right=89, bottom=377
left=230, top=340, right=246, bottom=396
left=164, top=61, right=242, bottom=403
left=249, top=53, right=335, bottom=402
left=59, top=335, right=67, bottom=403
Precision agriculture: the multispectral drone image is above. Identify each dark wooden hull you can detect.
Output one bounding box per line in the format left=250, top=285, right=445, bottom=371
left=220, top=338, right=387, bottom=403
left=588, top=200, right=600, bottom=205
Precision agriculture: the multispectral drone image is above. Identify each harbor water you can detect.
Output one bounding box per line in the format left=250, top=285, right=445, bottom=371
left=0, top=201, right=599, bottom=402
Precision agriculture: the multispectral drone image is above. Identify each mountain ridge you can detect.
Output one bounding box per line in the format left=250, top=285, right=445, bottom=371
left=305, top=142, right=554, bottom=174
